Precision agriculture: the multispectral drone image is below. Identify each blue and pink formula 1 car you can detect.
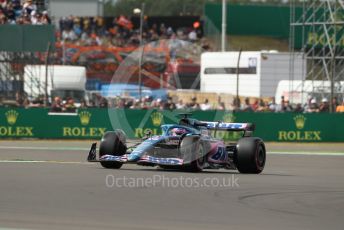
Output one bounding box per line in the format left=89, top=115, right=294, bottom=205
left=87, top=114, right=266, bottom=173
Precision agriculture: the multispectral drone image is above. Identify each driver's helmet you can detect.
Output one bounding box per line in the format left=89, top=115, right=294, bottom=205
left=170, top=127, right=188, bottom=136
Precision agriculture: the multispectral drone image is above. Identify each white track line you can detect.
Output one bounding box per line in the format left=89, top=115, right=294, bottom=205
left=268, top=151, right=344, bottom=156
left=0, top=146, right=89, bottom=151
left=0, top=160, right=90, bottom=164
left=0, top=228, right=31, bottom=230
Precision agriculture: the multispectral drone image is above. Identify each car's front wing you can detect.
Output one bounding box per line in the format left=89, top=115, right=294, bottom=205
left=87, top=143, right=183, bottom=166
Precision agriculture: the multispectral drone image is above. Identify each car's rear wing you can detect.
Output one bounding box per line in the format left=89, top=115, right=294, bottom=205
left=201, top=121, right=255, bottom=136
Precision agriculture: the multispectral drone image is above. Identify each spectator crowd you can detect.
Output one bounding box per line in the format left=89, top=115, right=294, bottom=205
left=7, top=91, right=344, bottom=114
left=1, top=0, right=209, bottom=50
left=57, top=15, right=210, bottom=52
left=0, top=0, right=51, bottom=25
left=230, top=96, right=342, bottom=113
left=1, top=2, right=342, bottom=114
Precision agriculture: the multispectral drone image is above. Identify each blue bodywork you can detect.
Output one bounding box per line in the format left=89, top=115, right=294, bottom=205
left=127, top=124, right=200, bottom=162
left=90, top=119, right=254, bottom=167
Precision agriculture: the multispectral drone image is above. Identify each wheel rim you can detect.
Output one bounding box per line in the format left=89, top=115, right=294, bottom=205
left=257, top=146, right=265, bottom=168
left=197, top=145, right=205, bottom=167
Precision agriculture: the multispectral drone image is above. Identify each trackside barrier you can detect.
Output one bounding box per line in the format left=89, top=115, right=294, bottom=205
left=0, top=108, right=343, bottom=142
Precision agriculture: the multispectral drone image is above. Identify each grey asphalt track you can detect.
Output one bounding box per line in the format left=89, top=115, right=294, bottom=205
left=0, top=140, right=344, bottom=230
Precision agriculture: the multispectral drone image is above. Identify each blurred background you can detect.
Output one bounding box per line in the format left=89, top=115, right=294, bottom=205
left=0, top=0, right=343, bottom=141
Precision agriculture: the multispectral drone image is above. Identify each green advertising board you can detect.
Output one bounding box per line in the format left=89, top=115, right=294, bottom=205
left=204, top=3, right=293, bottom=38
left=0, top=25, right=55, bottom=52
left=0, top=108, right=343, bottom=142
left=204, top=3, right=344, bottom=49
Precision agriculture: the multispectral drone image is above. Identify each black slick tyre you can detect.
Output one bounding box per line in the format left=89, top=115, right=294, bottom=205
left=235, top=137, right=266, bottom=174
left=99, top=130, right=127, bottom=169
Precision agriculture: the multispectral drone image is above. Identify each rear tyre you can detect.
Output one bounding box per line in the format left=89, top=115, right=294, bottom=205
left=235, top=137, right=266, bottom=174
left=180, top=136, right=206, bottom=172
left=99, top=130, right=127, bottom=169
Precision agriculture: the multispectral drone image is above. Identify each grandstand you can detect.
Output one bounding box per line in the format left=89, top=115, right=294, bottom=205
left=0, top=0, right=343, bottom=113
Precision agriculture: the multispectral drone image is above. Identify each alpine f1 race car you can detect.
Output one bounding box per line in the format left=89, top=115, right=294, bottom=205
left=87, top=113, right=266, bottom=173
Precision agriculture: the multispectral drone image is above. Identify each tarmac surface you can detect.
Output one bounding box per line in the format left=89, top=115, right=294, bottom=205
left=0, top=140, right=344, bottom=230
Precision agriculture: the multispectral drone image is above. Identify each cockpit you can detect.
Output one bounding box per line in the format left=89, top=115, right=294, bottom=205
left=161, top=125, right=199, bottom=137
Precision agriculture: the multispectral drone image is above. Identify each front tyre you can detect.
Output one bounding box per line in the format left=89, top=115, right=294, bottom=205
left=99, top=130, right=127, bottom=169
left=180, top=136, right=206, bottom=172
left=235, top=137, right=266, bottom=174
left=190, top=143, right=206, bottom=172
